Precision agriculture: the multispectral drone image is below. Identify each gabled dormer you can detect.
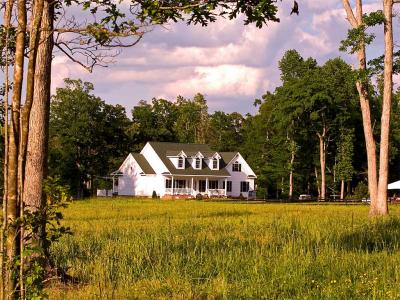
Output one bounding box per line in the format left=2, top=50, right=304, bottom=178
left=166, top=150, right=187, bottom=169
left=210, top=152, right=221, bottom=170
left=177, top=150, right=187, bottom=169
left=192, top=152, right=204, bottom=170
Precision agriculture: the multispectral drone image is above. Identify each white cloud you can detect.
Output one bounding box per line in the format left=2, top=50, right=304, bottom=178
left=50, top=2, right=395, bottom=114
left=51, top=56, right=88, bottom=93
left=162, top=65, right=265, bottom=98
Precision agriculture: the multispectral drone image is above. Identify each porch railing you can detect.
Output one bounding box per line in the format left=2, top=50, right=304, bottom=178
left=165, top=188, right=193, bottom=195
left=208, top=189, right=226, bottom=197
left=164, top=188, right=227, bottom=196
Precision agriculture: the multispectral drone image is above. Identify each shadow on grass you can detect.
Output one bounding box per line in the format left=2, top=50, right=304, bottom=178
left=338, top=217, right=400, bottom=252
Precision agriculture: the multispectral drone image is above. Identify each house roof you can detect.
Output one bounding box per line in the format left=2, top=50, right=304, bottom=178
left=148, top=142, right=235, bottom=176
left=132, top=153, right=156, bottom=175
left=219, top=152, right=238, bottom=166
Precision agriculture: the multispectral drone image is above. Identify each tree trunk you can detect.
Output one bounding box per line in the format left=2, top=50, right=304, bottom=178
left=342, top=0, right=378, bottom=209
left=288, top=148, right=295, bottom=200
left=24, top=0, right=54, bottom=223
left=315, top=167, right=321, bottom=199
left=347, top=180, right=351, bottom=195
left=5, top=0, right=26, bottom=296
left=1, top=1, right=14, bottom=297
left=317, top=128, right=327, bottom=201
left=19, top=0, right=45, bottom=208
left=340, top=179, right=345, bottom=200
left=374, top=0, right=393, bottom=216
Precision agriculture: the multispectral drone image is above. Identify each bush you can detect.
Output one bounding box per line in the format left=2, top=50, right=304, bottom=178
left=196, top=193, right=203, bottom=200
left=348, top=181, right=369, bottom=200
left=152, top=191, right=157, bottom=198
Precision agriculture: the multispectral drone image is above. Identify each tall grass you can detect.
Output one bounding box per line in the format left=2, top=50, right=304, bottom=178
left=49, top=199, right=400, bottom=299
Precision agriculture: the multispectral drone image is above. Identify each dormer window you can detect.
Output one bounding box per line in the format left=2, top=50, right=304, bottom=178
left=232, top=161, right=241, bottom=172
left=212, top=158, right=219, bottom=170
left=195, top=157, right=201, bottom=169
left=178, top=157, right=184, bottom=169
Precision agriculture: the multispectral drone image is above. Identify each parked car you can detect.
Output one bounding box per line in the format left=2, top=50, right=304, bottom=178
left=298, top=194, right=312, bottom=201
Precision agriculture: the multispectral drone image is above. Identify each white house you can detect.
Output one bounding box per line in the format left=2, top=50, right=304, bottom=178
left=111, top=142, right=257, bottom=198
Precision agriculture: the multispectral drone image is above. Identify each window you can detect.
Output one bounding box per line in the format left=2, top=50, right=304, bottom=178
left=165, top=179, right=172, bottom=188
left=209, top=180, right=219, bottom=189
left=222, top=181, right=232, bottom=192
left=114, top=178, right=119, bottom=187
left=174, top=180, right=186, bottom=188
left=195, top=157, right=201, bottom=169
left=212, top=158, right=218, bottom=169
left=166, top=179, right=186, bottom=188
left=178, top=157, right=184, bottom=169
left=232, top=162, right=241, bottom=172
left=240, top=181, right=249, bottom=193
left=199, top=180, right=206, bottom=192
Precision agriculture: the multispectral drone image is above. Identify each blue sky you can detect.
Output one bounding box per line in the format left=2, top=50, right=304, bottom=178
left=51, top=0, right=399, bottom=115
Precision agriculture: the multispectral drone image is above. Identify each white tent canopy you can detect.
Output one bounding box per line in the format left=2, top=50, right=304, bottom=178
left=388, top=180, right=400, bottom=190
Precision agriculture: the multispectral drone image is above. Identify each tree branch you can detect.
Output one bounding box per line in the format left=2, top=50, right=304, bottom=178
left=342, top=0, right=358, bottom=28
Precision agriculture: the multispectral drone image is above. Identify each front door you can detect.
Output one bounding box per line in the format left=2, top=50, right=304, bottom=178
left=199, top=180, right=206, bottom=193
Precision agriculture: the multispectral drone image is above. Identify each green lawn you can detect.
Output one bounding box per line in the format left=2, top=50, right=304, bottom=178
left=48, top=198, right=400, bottom=299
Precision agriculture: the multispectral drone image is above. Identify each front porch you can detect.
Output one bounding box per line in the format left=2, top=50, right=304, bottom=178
left=163, top=176, right=229, bottom=198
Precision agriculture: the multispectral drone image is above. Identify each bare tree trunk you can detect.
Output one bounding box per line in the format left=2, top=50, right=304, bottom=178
left=24, top=0, right=53, bottom=213
left=340, top=179, right=345, bottom=200
left=17, top=2, right=46, bottom=296
left=374, top=0, right=393, bottom=216
left=342, top=0, right=378, bottom=209
left=315, top=167, right=321, bottom=199
left=289, top=149, right=295, bottom=200
left=1, top=1, right=14, bottom=297
left=24, top=0, right=54, bottom=259
left=317, top=128, right=327, bottom=201
left=347, top=180, right=351, bottom=195
left=5, top=0, right=26, bottom=296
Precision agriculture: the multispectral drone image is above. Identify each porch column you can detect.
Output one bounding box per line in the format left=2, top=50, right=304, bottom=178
left=112, top=176, right=115, bottom=193
left=224, top=178, right=227, bottom=196
left=172, top=176, right=174, bottom=195
left=206, top=177, right=209, bottom=196
left=191, top=177, right=194, bottom=196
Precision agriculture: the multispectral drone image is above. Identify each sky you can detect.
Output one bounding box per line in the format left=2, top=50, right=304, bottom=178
left=51, top=0, right=399, bottom=115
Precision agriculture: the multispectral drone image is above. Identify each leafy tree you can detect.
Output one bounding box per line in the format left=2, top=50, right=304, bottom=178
left=131, top=98, right=178, bottom=150
left=336, top=129, right=355, bottom=200
left=208, top=111, right=244, bottom=151
left=49, top=79, right=130, bottom=197
left=174, top=93, right=209, bottom=144
left=275, top=57, right=358, bottom=200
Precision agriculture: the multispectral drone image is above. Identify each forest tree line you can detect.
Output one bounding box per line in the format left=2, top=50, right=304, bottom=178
left=44, top=50, right=400, bottom=200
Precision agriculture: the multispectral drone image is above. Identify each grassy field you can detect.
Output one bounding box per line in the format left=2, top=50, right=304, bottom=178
left=48, top=198, right=400, bottom=299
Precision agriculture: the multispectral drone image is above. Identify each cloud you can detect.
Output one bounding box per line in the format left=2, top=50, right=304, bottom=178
left=51, top=1, right=398, bottom=115
left=162, top=65, right=266, bottom=97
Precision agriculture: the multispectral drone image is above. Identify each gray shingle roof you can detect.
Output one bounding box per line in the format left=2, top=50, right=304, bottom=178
left=132, top=153, right=156, bottom=175
left=148, top=142, right=236, bottom=176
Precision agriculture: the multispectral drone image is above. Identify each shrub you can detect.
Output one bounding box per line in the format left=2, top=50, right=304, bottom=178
left=349, top=181, right=369, bottom=200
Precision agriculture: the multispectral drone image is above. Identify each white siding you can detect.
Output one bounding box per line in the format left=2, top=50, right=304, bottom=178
left=225, top=154, right=256, bottom=197
left=116, top=153, right=156, bottom=197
